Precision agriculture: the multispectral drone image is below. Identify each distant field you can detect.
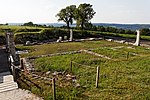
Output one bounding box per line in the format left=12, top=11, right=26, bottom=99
left=17, top=40, right=150, bottom=100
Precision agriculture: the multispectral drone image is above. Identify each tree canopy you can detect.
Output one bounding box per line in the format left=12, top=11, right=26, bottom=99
left=56, top=3, right=96, bottom=30
left=23, top=22, right=34, bottom=26
left=56, top=5, right=76, bottom=29
left=75, top=3, right=96, bottom=29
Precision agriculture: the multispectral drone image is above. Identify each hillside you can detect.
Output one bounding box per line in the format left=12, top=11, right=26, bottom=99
left=93, top=23, right=150, bottom=30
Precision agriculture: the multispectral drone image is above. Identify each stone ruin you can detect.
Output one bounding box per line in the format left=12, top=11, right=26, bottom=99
left=64, top=36, right=67, bottom=40
left=6, top=32, right=19, bottom=65
left=69, top=29, right=73, bottom=41
left=57, top=29, right=73, bottom=42
left=134, top=30, right=140, bottom=46
left=57, top=36, right=63, bottom=42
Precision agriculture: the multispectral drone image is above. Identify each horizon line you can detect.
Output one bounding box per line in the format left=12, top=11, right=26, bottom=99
left=1, top=22, right=150, bottom=25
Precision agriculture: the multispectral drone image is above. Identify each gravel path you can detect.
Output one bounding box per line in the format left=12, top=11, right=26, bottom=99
left=0, top=89, right=43, bottom=100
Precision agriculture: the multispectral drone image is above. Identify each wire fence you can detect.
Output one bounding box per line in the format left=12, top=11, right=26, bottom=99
left=17, top=58, right=144, bottom=99
left=71, top=61, right=98, bottom=88
left=17, top=59, right=101, bottom=100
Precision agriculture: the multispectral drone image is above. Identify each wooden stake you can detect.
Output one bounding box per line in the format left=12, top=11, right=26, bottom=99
left=115, top=70, right=118, bottom=82
left=12, top=65, right=16, bottom=82
left=96, top=66, right=100, bottom=88
left=70, top=61, right=72, bottom=72
left=52, top=78, right=56, bottom=100
left=20, top=59, right=24, bottom=69
left=127, top=52, right=129, bottom=60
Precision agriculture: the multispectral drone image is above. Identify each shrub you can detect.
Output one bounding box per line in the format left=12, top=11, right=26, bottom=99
left=14, top=28, right=96, bottom=43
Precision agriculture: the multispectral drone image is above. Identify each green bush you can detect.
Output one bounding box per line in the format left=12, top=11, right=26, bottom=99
left=15, top=28, right=42, bottom=32
left=14, top=28, right=97, bottom=43
left=0, top=36, right=5, bottom=44
left=73, top=30, right=92, bottom=39
left=15, top=32, right=40, bottom=43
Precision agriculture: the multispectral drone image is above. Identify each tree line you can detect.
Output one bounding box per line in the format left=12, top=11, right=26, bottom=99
left=140, top=28, right=150, bottom=36
left=15, top=21, right=150, bottom=35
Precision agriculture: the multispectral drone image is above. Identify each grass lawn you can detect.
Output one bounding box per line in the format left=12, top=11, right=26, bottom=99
left=18, top=40, right=150, bottom=100
left=16, top=40, right=124, bottom=57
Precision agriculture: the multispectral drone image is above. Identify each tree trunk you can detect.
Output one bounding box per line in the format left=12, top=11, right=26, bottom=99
left=81, top=22, right=84, bottom=30
left=67, top=21, right=70, bottom=29
left=76, top=20, right=80, bottom=29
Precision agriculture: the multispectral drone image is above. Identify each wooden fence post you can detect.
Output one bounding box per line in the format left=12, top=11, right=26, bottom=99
left=12, top=65, right=17, bottom=82
left=127, top=52, right=129, bottom=60
left=115, top=69, right=118, bottom=82
left=70, top=61, right=72, bottom=72
left=96, top=66, right=100, bottom=88
left=20, top=59, right=24, bottom=69
left=52, top=78, right=56, bottom=100
left=9, top=57, right=11, bottom=68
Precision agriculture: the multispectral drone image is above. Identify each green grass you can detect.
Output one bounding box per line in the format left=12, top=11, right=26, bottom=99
left=0, top=25, right=45, bottom=36
left=1, top=25, right=150, bottom=41
left=16, top=40, right=124, bottom=57
left=92, top=46, right=150, bottom=59
left=18, top=40, right=150, bottom=100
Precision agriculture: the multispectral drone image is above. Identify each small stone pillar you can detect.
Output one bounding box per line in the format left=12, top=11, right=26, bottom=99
left=69, top=29, right=73, bottom=41
left=64, top=36, right=67, bottom=40
left=134, top=30, right=140, bottom=46
left=5, top=33, right=10, bottom=52
left=57, top=36, right=62, bottom=42
left=59, top=36, right=62, bottom=41
left=6, top=32, right=19, bottom=65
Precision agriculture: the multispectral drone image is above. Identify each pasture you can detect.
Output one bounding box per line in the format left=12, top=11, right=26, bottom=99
left=17, top=40, right=150, bottom=100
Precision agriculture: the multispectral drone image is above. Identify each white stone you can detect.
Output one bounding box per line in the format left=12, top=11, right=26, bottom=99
left=75, top=83, right=80, bottom=88
left=45, top=71, right=51, bottom=75
left=25, top=41, right=31, bottom=46
left=69, top=29, right=73, bottom=41
left=89, top=38, right=95, bottom=40
left=3, top=75, right=14, bottom=83
left=119, top=40, right=126, bottom=43
left=52, top=71, right=57, bottom=76
left=64, top=36, right=67, bottom=40
left=66, top=74, right=71, bottom=77
left=56, top=39, right=60, bottom=42
left=107, top=39, right=113, bottom=42
left=59, top=36, right=62, bottom=41
left=134, top=30, right=140, bottom=46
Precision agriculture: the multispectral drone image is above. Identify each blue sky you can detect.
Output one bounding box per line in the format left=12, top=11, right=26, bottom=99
left=0, top=0, right=150, bottom=24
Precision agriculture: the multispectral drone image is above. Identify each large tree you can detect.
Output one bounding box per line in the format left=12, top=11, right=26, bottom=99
left=75, top=3, right=96, bottom=29
left=56, top=5, right=76, bottom=29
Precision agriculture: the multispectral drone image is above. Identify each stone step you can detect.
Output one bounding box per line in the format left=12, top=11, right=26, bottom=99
left=0, top=72, right=11, bottom=76
left=0, top=82, right=18, bottom=93
left=0, top=75, right=14, bottom=83
left=0, top=82, right=17, bottom=88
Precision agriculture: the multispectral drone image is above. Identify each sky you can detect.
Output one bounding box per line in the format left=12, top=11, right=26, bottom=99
left=0, top=0, right=150, bottom=24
